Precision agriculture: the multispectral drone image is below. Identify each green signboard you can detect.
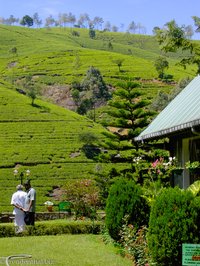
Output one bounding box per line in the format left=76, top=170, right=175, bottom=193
left=182, top=244, right=200, bottom=266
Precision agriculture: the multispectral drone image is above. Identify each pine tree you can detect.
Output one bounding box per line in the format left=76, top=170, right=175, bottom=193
left=106, top=81, right=152, bottom=140
left=101, top=81, right=154, bottom=162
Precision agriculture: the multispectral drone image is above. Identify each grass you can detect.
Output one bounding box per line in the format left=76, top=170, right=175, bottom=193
left=0, top=234, right=132, bottom=266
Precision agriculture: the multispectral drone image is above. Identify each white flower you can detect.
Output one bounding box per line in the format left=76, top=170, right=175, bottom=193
left=44, top=201, right=54, bottom=206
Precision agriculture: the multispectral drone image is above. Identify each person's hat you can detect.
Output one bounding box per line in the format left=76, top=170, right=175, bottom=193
left=16, top=184, right=23, bottom=190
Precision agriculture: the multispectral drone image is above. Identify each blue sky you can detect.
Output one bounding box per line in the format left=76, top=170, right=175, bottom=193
left=1, top=0, right=200, bottom=39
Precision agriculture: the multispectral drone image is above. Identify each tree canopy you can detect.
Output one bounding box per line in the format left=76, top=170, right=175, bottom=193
left=156, top=19, right=200, bottom=74
left=71, top=67, right=111, bottom=118
left=20, top=15, right=33, bottom=27
left=154, top=56, right=169, bottom=78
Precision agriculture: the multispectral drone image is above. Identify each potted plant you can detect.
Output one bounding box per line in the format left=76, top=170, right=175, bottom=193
left=44, top=201, right=54, bottom=212
left=185, top=161, right=200, bottom=173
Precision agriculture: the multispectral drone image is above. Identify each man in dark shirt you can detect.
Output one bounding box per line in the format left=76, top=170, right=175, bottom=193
left=23, top=179, right=36, bottom=226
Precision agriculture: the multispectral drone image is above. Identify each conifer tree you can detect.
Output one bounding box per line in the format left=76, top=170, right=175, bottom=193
left=101, top=81, right=154, bottom=161
left=105, top=81, right=152, bottom=139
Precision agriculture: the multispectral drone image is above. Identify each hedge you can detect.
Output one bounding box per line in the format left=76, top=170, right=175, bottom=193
left=0, top=220, right=103, bottom=237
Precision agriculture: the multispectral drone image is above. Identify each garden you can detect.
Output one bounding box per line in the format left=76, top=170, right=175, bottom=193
left=0, top=84, right=199, bottom=265
left=1, top=158, right=200, bottom=266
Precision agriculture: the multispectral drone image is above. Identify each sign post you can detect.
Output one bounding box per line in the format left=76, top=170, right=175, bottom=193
left=182, top=244, right=200, bottom=266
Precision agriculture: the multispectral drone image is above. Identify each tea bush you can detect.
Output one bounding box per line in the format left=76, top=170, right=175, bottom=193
left=148, top=187, right=200, bottom=266
left=105, top=178, right=150, bottom=241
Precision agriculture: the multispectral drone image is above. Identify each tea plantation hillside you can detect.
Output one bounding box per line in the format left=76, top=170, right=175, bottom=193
left=0, top=25, right=197, bottom=102
left=0, top=85, right=127, bottom=212
left=0, top=25, right=198, bottom=213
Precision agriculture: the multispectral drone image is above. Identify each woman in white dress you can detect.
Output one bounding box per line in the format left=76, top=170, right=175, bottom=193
left=11, top=184, right=27, bottom=233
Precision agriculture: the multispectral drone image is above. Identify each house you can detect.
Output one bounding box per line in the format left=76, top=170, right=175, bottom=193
left=135, top=75, right=200, bottom=189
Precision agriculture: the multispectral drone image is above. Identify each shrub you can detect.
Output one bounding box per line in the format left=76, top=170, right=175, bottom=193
left=148, top=187, right=200, bottom=266
left=119, top=215, right=150, bottom=265
left=63, top=179, right=100, bottom=219
left=71, top=30, right=80, bottom=37
left=105, top=178, right=150, bottom=241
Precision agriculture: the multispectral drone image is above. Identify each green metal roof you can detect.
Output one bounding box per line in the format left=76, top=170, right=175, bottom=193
left=135, top=75, right=200, bottom=141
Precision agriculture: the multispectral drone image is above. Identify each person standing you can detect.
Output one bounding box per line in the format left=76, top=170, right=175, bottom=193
left=23, top=179, right=36, bottom=226
left=11, top=184, right=27, bottom=233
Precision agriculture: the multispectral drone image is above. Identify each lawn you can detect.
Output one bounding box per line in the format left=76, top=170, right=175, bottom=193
left=0, top=234, right=132, bottom=266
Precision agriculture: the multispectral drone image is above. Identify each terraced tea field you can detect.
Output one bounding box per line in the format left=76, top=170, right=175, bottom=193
left=0, top=86, right=128, bottom=212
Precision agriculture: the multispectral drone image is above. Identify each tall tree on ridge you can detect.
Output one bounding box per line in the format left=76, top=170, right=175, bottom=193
left=7, top=15, right=19, bottom=25
left=104, top=21, right=111, bottom=31
left=92, top=16, right=104, bottom=30
left=77, top=13, right=90, bottom=28
left=33, top=13, right=42, bottom=28
left=67, top=12, right=76, bottom=27
left=128, top=21, right=137, bottom=33
left=20, top=15, right=33, bottom=27
left=45, top=15, right=56, bottom=28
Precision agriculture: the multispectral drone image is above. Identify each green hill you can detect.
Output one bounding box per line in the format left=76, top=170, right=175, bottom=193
left=0, top=25, right=198, bottom=213
left=0, top=85, right=129, bottom=212
left=0, top=25, right=196, bottom=91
